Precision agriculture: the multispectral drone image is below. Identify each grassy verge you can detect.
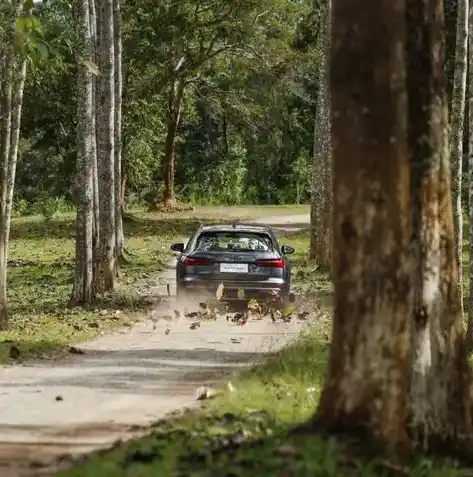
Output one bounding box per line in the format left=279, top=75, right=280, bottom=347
left=56, top=229, right=467, bottom=477
left=0, top=204, right=308, bottom=363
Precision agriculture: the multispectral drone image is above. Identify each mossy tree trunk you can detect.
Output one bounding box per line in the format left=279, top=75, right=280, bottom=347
left=467, top=0, right=473, bottom=350
left=113, top=0, right=124, bottom=260
left=93, top=0, right=116, bottom=295
left=449, top=0, right=468, bottom=315
left=406, top=0, right=472, bottom=448
left=315, top=0, right=473, bottom=461
left=72, top=0, right=95, bottom=305
left=309, top=0, right=332, bottom=270
left=0, top=2, right=27, bottom=329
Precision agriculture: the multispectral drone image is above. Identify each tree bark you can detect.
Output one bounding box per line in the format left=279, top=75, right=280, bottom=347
left=93, top=0, right=116, bottom=295
left=72, top=0, right=95, bottom=305
left=314, top=0, right=411, bottom=462
left=467, top=0, right=473, bottom=350
left=5, top=56, right=27, bottom=247
left=89, top=0, right=100, bottom=260
left=406, top=0, right=473, bottom=448
left=113, top=0, right=124, bottom=261
left=449, top=0, right=468, bottom=315
left=309, top=0, right=332, bottom=270
left=0, top=7, right=18, bottom=330
left=161, top=77, right=184, bottom=206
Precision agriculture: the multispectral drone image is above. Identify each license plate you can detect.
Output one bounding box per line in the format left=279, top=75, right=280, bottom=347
left=220, top=263, right=248, bottom=273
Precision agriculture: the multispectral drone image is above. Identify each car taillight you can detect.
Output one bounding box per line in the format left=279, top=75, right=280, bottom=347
left=183, top=257, right=214, bottom=266
left=255, top=258, right=284, bottom=268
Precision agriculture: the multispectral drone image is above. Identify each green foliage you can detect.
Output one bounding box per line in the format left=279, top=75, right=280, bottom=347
left=18, top=0, right=318, bottom=206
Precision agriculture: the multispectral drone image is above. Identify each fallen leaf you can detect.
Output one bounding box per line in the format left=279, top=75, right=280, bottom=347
left=55, top=395, right=63, bottom=402
left=216, top=283, right=224, bottom=301
left=297, top=310, right=310, bottom=320
left=190, top=322, right=201, bottom=330
left=196, top=386, right=216, bottom=400
left=237, top=288, right=245, bottom=299
left=199, top=302, right=207, bottom=310
left=227, top=382, right=236, bottom=392
left=165, top=328, right=171, bottom=335
left=68, top=346, right=84, bottom=355
left=281, top=305, right=297, bottom=318
left=173, top=310, right=181, bottom=319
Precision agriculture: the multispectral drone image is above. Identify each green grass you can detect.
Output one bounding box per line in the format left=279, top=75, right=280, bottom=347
left=54, top=228, right=470, bottom=477
left=0, top=204, right=308, bottom=363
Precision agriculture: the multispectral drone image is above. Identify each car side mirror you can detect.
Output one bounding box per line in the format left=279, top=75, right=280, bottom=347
left=170, top=243, right=185, bottom=253
left=281, top=245, right=295, bottom=255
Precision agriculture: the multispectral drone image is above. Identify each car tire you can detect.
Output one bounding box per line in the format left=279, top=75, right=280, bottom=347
left=281, top=286, right=295, bottom=308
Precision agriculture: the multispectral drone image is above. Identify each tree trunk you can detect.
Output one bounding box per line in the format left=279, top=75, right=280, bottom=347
left=449, top=0, right=468, bottom=315
left=0, top=8, right=18, bottom=330
left=314, top=0, right=411, bottom=462
left=5, top=56, right=27, bottom=247
left=406, top=0, right=473, bottom=448
left=113, top=0, right=124, bottom=261
left=93, top=0, right=116, bottom=295
left=467, top=0, right=473, bottom=350
left=161, top=77, right=184, bottom=206
left=309, top=0, right=332, bottom=270
left=72, top=0, right=95, bottom=305
left=89, top=0, right=100, bottom=259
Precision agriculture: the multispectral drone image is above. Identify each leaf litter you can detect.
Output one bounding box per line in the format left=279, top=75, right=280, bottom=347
left=147, top=281, right=319, bottom=333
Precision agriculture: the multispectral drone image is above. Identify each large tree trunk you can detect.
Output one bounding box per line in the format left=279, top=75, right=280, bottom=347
left=406, top=0, right=472, bottom=447
left=72, top=0, right=95, bottom=305
left=467, top=0, right=473, bottom=350
left=309, top=0, right=331, bottom=270
left=93, top=0, right=116, bottom=295
left=113, top=0, right=124, bottom=260
left=161, top=77, right=184, bottom=206
left=314, top=0, right=411, bottom=462
left=449, top=0, right=469, bottom=315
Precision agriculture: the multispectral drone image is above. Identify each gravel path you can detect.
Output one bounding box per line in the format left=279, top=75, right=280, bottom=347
left=0, top=213, right=310, bottom=475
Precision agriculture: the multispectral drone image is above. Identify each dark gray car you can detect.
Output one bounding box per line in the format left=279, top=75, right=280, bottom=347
left=170, top=222, right=295, bottom=303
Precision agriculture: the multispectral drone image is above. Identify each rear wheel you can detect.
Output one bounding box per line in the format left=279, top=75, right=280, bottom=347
left=281, top=285, right=295, bottom=308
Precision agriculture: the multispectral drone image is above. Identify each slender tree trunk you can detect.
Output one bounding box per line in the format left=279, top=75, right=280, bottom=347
left=0, top=8, right=17, bottom=330
left=467, top=0, right=473, bottom=350
left=161, top=78, right=184, bottom=206
left=314, top=0, right=411, bottom=462
left=406, top=0, right=473, bottom=448
left=93, top=0, right=116, bottom=295
left=5, top=57, right=27, bottom=248
left=72, top=0, right=95, bottom=305
left=89, top=0, right=100, bottom=260
left=449, top=0, right=469, bottom=315
left=309, top=0, right=332, bottom=269
left=113, top=0, right=124, bottom=261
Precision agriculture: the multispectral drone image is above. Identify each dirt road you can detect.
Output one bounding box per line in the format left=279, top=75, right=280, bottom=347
left=0, top=213, right=310, bottom=475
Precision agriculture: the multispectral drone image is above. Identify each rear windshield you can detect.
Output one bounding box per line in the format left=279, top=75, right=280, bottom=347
left=194, top=231, right=274, bottom=252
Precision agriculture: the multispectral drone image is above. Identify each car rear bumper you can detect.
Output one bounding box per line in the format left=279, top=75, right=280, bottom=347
left=177, top=278, right=287, bottom=300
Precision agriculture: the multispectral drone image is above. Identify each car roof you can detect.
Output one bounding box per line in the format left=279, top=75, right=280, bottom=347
left=198, top=223, right=274, bottom=234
